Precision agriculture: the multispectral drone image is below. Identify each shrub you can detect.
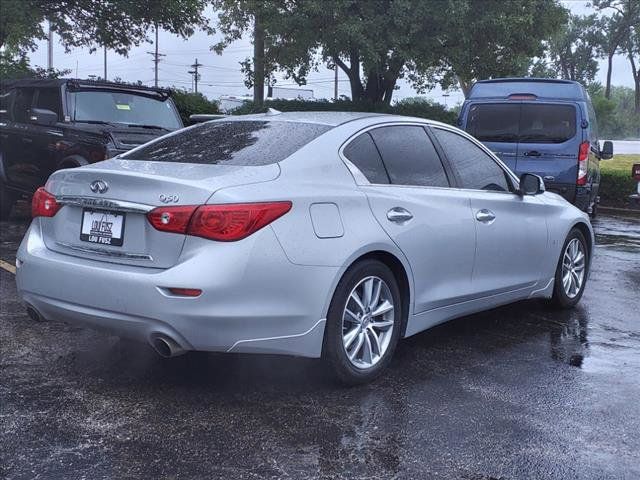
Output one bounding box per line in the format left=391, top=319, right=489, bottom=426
left=599, top=154, right=639, bottom=207
left=230, top=98, right=457, bottom=125
left=170, top=88, right=220, bottom=125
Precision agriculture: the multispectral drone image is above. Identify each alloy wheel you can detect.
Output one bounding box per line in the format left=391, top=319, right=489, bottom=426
left=342, top=276, right=395, bottom=369
left=561, top=238, right=586, bottom=299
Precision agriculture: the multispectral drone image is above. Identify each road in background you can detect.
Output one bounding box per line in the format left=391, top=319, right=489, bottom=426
left=607, top=140, right=640, bottom=154
left=1, top=212, right=639, bottom=479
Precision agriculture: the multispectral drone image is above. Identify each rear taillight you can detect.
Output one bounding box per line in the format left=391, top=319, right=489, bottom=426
left=146, top=201, right=292, bottom=241
left=147, top=205, right=198, bottom=234
left=31, top=187, right=61, bottom=218
left=577, top=141, right=589, bottom=186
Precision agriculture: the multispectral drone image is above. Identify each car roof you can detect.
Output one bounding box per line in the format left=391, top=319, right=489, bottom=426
left=221, top=110, right=392, bottom=126
left=0, top=78, right=171, bottom=98
left=468, top=77, right=588, bottom=101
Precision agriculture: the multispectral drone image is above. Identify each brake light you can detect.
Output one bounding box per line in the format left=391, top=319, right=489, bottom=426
left=577, top=141, right=589, bottom=186
left=31, top=187, right=61, bottom=218
left=188, top=202, right=292, bottom=241
left=147, top=205, right=198, bottom=234
left=167, top=288, right=202, bottom=297
left=146, top=201, right=292, bottom=241
left=508, top=94, right=537, bottom=101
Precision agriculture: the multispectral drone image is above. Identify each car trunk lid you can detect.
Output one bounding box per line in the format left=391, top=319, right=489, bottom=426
left=41, top=159, right=280, bottom=268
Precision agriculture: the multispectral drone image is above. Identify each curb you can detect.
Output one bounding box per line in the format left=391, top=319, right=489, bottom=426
left=599, top=206, right=640, bottom=217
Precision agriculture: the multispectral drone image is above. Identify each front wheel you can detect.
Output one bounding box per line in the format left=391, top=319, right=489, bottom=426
left=550, top=228, right=589, bottom=309
left=323, top=259, right=402, bottom=385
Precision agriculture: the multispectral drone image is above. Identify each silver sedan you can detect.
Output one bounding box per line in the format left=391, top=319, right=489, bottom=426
left=16, top=111, right=593, bottom=384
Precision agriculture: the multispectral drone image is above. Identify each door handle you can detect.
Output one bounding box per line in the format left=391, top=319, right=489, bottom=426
left=387, top=207, right=413, bottom=224
left=475, top=209, right=496, bottom=223
left=524, top=150, right=541, bottom=157
left=21, top=137, right=33, bottom=144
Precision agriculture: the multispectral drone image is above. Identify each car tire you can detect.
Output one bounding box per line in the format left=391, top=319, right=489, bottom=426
left=323, top=259, right=402, bottom=385
left=550, top=228, right=589, bottom=309
left=0, top=181, right=15, bottom=221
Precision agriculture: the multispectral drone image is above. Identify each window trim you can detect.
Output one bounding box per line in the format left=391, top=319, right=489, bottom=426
left=338, top=121, right=456, bottom=189
left=428, top=124, right=520, bottom=194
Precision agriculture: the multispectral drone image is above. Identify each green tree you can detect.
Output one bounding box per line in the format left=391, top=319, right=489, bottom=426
left=541, top=14, right=604, bottom=85
left=170, top=88, right=220, bottom=124
left=213, top=0, right=566, bottom=103
left=438, top=0, right=567, bottom=97
left=0, top=0, right=211, bottom=56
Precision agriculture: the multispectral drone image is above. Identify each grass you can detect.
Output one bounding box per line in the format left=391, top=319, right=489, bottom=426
left=600, top=154, right=640, bottom=175
left=599, top=154, right=639, bottom=207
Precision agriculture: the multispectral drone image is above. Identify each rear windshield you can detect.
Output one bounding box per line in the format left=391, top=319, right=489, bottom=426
left=121, top=120, right=331, bottom=165
left=466, top=103, right=577, bottom=144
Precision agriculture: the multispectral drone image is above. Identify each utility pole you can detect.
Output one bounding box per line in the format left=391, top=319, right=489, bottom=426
left=147, top=25, right=165, bottom=87
left=103, top=46, right=107, bottom=81
left=47, top=22, right=53, bottom=71
left=253, top=13, right=265, bottom=105
left=188, top=58, right=203, bottom=93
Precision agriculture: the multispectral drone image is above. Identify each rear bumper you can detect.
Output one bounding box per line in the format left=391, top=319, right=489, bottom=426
left=16, top=220, right=338, bottom=358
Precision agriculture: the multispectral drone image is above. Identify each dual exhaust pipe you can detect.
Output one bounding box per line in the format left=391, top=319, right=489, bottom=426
left=25, top=305, right=186, bottom=358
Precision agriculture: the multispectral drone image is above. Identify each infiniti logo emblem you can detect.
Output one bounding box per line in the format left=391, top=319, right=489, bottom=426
left=90, top=180, right=109, bottom=194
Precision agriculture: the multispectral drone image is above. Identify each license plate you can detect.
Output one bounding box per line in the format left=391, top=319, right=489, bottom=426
left=80, top=209, right=126, bottom=246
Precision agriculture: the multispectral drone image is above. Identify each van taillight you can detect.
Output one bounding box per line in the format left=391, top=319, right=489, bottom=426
left=577, top=141, right=589, bottom=186
left=31, top=187, right=61, bottom=218
left=147, top=202, right=292, bottom=241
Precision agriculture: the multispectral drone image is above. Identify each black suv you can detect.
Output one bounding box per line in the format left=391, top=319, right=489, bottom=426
left=0, top=78, right=183, bottom=219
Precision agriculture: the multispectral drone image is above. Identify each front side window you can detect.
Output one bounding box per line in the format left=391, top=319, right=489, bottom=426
left=369, top=126, right=449, bottom=187
left=432, top=128, right=511, bottom=192
left=35, top=88, right=62, bottom=120
left=71, top=90, right=182, bottom=130
left=121, top=120, right=332, bottom=165
left=343, top=132, right=389, bottom=184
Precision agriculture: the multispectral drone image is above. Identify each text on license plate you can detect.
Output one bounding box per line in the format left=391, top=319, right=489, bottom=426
left=80, top=209, right=125, bottom=246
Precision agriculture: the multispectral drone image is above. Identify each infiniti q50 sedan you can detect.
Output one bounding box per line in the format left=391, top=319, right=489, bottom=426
left=16, top=111, right=593, bottom=384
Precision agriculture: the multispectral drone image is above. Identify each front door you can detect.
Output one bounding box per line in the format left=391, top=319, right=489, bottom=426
left=430, top=126, right=549, bottom=297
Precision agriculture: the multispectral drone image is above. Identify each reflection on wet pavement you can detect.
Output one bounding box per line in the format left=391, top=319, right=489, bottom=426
left=1, top=212, right=639, bottom=479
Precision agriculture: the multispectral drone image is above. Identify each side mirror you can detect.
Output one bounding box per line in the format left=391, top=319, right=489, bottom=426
left=600, top=140, right=613, bottom=160
left=518, top=173, right=545, bottom=196
left=29, top=108, right=58, bottom=126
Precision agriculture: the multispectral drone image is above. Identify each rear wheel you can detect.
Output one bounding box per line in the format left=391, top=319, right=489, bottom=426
left=550, top=228, right=589, bottom=309
left=323, top=259, right=402, bottom=385
left=0, top=181, right=16, bottom=221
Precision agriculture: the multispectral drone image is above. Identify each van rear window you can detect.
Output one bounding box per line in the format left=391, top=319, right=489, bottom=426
left=467, top=103, right=576, bottom=144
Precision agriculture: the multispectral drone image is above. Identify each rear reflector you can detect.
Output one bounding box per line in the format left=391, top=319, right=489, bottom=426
left=577, top=141, right=589, bottom=186
left=146, top=201, right=292, bottom=241
left=32, top=187, right=61, bottom=218
left=167, top=288, right=202, bottom=297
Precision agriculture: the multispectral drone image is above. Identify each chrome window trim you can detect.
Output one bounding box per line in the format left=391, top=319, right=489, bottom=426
left=55, top=241, right=154, bottom=261
left=56, top=195, right=154, bottom=214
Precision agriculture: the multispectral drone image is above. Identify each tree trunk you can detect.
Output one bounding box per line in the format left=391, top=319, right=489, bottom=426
left=458, top=76, right=472, bottom=98
left=605, top=53, right=614, bottom=99
left=336, top=50, right=364, bottom=102
left=253, top=13, right=265, bottom=106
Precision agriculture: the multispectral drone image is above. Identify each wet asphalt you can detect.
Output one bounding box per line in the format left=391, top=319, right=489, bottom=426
left=1, top=205, right=639, bottom=480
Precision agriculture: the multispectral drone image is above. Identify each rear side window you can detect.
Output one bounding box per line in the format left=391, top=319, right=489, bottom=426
left=12, top=88, right=34, bottom=123
left=433, top=128, right=511, bottom=192
left=467, top=104, right=519, bottom=142
left=121, top=121, right=331, bottom=165
left=369, top=126, right=449, bottom=187
left=519, top=104, right=576, bottom=143
left=343, top=132, right=389, bottom=184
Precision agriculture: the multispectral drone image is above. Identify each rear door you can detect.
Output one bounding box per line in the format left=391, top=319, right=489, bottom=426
left=465, top=102, right=520, bottom=172
left=515, top=102, right=581, bottom=200
left=431, top=126, right=549, bottom=297
left=345, top=124, right=476, bottom=313
left=4, top=87, right=38, bottom=190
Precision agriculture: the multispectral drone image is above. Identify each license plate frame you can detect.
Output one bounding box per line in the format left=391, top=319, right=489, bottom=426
left=80, top=208, right=126, bottom=247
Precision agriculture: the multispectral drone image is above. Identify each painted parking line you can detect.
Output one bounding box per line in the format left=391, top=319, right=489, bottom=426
left=0, top=259, right=16, bottom=275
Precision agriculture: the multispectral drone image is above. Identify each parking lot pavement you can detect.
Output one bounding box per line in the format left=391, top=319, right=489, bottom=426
left=1, top=209, right=639, bottom=480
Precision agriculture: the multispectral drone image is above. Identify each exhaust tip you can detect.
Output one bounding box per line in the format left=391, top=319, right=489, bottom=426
left=26, top=305, right=43, bottom=322
left=150, top=335, right=186, bottom=358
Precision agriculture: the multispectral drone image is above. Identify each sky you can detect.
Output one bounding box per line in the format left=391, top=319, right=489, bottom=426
left=26, top=0, right=636, bottom=107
